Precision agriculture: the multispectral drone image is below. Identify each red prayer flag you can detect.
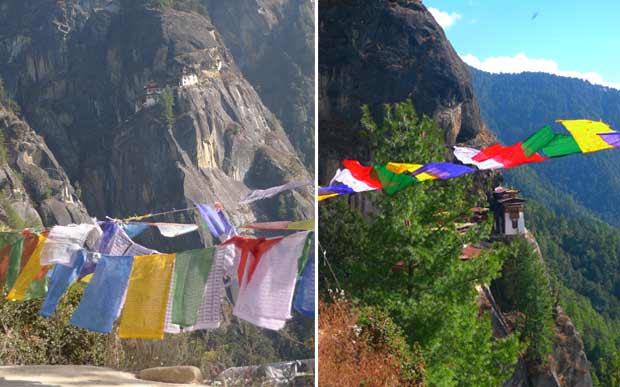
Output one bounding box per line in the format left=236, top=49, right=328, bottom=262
left=342, top=160, right=383, bottom=190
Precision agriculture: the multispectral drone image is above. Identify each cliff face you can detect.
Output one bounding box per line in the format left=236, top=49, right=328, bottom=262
left=318, top=0, right=489, bottom=180
left=0, top=0, right=312, bottom=238
left=483, top=233, right=593, bottom=387
left=0, top=103, right=90, bottom=228
left=206, top=0, right=315, bottom=169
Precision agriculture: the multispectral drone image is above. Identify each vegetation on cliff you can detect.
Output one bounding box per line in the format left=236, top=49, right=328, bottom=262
left=319, top=100, right=525, bottom=386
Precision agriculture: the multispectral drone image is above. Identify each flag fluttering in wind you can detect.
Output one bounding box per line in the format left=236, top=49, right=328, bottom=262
left=320, top=119, right=620, bottom=201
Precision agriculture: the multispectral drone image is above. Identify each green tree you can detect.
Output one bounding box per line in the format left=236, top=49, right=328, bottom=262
left=319, top=99, right=521, bottom=386
left=160, top=87, right=175, bottom=129
left=493, top=237, right=555, bottom=364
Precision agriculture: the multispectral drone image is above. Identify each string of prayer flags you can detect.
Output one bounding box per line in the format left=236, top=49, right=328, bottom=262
left=118, top=254, right=175, bottom=339
left=233, top=231, right=312, bottom=330
left=171, top=248, right=215, bottom=327
left=71, top=255, right=134, bottom=333
left=238, top=180, right=312, bottom=205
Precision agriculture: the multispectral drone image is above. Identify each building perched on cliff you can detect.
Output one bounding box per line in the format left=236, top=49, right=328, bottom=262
left=135, top=82, right=162, bottom=112
left=490, top=187, right=526, bottom=236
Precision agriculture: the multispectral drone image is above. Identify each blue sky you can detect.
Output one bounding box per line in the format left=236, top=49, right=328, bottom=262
left=425, top=0, right=620, bottom=88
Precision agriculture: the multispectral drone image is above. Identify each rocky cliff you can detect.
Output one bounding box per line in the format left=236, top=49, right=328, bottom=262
left=206, top=0, right=315, bottom=169
left=0, top=0, right=313, bottom=243
left=482, top=232, right=593, bottom=387
left=318, top=0, right=490, bottom=181
left=0, top=102, right=90, bottom=228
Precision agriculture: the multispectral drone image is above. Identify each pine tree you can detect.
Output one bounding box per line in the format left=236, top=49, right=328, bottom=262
left=160, top=87, right=175, bottom=129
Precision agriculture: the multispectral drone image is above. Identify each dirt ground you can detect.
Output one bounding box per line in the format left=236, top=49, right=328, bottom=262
left=0, top=365, right=208, bottom=387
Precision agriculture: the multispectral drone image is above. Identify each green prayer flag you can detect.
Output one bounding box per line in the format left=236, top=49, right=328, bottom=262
left=540, top=134, right=582, bottom=158
left=372, top=165, right=418, bottom=195
left=5, top=238, right=23, bottom=290
left=297, top=232, right=314, bottom=276
left=522, top=125, right=555, bottom=157
left=172, top=248, right=215, bottom=326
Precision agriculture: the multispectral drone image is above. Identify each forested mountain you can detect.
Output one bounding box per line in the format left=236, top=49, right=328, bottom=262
left=471, top=68, right=620, bottom=385
left=470, top=67, right=620, bottom=225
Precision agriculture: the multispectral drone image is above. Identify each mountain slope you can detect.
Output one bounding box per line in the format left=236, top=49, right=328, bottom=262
left=0, top=1, right=313, bottom=250
left=470, top=67, right=620, bottom=225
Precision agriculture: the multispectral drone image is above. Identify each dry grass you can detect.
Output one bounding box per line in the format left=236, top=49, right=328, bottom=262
left=318, top=297, right=424, bottom=387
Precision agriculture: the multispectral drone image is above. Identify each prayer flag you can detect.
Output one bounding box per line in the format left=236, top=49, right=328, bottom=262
left=372, top=164, right=418, bottom=195
left=539, top=134, right=582, bottom=158
left=558, top=119, right=616, bottom=153
left=119, top=254, right=175, bottom=339
left=342, top=160, right=383, bottom=189
left=453, top=147, right=504, bottom=170
left=412, top=162, right=475, bottom=179
left=7, top=235, right=46, bottom=301
left=171, top=248, right=215, bottom=327
left=71, top=255, right=134, bottom=333
left=41, top=250, right=86, bottom=317
left=234, top=231, right=311, bottom=330
left=239, top=180, right=312, bottom=205
left=522, top=125, right=555, bottom=157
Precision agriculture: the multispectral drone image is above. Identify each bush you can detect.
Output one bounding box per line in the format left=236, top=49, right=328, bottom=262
left=319, top=295, right=426, bottom=387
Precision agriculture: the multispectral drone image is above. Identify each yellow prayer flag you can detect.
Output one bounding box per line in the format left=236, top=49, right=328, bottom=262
left=7, top=235, right=46, bottom=301
left=386, top=162, right=423, bottom=174
left=318, top=193, right=339, bottom=201
left=119, top=254, right=175, bottom=339
left=386, top=162, right=437, bottom=181
left=557, top=119, right=615, bottom=153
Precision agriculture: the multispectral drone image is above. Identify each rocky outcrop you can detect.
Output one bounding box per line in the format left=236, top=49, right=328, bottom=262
left=479, top=235, right=593, bottom=387
left=0, top=1, right=312, bottom=239
left=499, top=306, right=593, bottom=387
left=319, top=0, right=490, bottom=181
left=138, top=366, right=203, bottom=384
left=207, top=0, right=315, bottom=169
left=0, top=104, right=90, bottom=227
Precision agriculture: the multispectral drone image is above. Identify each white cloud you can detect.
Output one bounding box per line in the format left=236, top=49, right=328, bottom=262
left=462, top=52, right=620, bottom=89
left=428, top=7, right=462, bottom=30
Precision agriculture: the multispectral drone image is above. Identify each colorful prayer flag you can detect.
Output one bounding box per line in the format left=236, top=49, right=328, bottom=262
left=558, top=119, right=616, bottom=153
left=171, top=249, right=215, bottom=327
left=119, top=254, right=175, bottom=339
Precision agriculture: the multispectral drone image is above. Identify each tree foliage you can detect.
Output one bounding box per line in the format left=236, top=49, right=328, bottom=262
left=492, top=237, right=555, bottom=364
left=160, top=87, right=175, bottom=129
left=526, top=200, right=620, bottom=385
left=319, top=99, right=521, bottom=386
